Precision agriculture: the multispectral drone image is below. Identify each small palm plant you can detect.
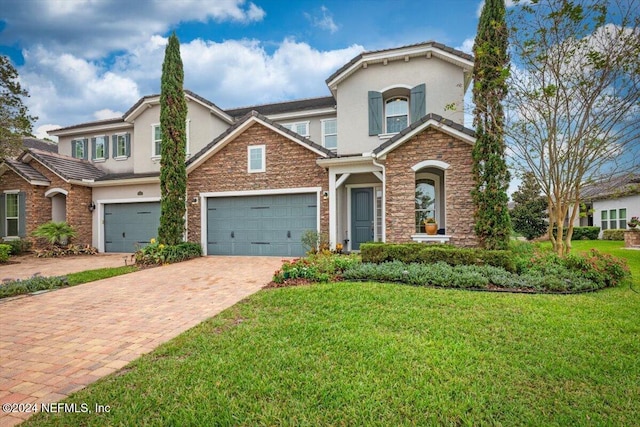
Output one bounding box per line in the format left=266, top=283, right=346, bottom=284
left=32, top=221, right=77, bottom=246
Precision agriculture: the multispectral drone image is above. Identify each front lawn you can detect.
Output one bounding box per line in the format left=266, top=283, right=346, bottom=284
left=25, top=241, right=640, bottom=426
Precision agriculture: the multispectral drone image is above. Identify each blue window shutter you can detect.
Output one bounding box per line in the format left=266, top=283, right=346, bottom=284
left=104, top=137, right=110, bottom=159
left=368, top=91, right=383, bottom=136
left=82, top=138, right=89, bottom=160
left=125, top=133, right=131, bottom=157
left=410, top=83, right=426, bottom=123
left=18, top=192, right=26, bottom=237
left=0, top=194, right=5, bottom=237
left=91, top=137, right=97, bottom=160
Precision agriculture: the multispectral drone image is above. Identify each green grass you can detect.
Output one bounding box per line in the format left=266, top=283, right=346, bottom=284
left=25, top=241, right=640, bottom=426
left=65, top=265, right=138, bottom=286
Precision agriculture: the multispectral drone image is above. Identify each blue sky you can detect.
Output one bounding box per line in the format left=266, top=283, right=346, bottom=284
left=0, top=0, right=486, bottom=139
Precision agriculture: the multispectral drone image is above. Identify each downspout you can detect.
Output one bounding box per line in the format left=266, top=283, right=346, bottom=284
left=371, top=154, right=386, bottom=242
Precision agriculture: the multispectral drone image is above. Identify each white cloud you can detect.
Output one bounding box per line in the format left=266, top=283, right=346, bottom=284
left=457, top=37, right=475, bottom=55
left=94, top=109, right=124, bottom=120
left=305, top=6, right=339, bottom=34
left=35, top=124, right=61, bottom=141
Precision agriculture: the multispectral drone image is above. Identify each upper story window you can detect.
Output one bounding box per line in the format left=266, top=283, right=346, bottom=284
left=152, top=122, right=191, bottom=158
left=385, top=98, right=408, bottom=133
left=112, top=133, right=131, bottom=159
left=368, top=84, right=426, bottom=136
left=321, top=119, right=337, bottom=150
left=91, top=135, right=108, bottom=161
left=71, top=138, right=88, bottom=160
left=248, top=145, right=265, bottom=173
left=282, top=121, right=309, bottom=137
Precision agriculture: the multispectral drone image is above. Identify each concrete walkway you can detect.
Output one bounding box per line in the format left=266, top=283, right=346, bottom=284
left=1, top=253, right=131, bottom=282
left=0, top=256, right=282, bottom=426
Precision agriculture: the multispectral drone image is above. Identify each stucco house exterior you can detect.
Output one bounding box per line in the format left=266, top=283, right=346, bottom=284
left=0, top=41, right=477, bottom=256
left=574, top=173, right=640, bottom=236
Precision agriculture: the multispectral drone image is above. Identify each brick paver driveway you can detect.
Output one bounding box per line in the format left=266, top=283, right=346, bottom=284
left=0, top=253, right=130, bottom=282
left=0, top=256, right=282, bottom=426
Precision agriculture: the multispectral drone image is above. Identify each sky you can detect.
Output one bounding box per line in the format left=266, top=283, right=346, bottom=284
left=0, top=0, right=489, bottom=140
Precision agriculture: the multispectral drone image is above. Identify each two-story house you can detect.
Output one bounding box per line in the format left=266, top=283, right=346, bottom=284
left=0, top=41, right=476, bottom=256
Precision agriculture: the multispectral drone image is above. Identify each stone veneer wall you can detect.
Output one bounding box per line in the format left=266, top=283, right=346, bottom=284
left=383, top=127, right=477, bottom=247
left=186, top=122, right=329, bottom=244
left=624, top=230, right=640, bottom=248
left=0, top=161, right=93, bottom=247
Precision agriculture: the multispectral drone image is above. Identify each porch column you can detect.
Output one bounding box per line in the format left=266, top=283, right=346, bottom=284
left=329, top=169, right=337, bottom=250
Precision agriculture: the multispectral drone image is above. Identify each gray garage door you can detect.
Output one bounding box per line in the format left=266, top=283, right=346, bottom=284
left=104, top=202, right=161, bottom=253
left=207, top=193, right=317, bottom=256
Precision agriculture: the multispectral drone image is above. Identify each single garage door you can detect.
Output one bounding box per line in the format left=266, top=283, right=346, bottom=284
left=104, top=202, right=161, bottom=253
left=207, top=193, right=317, bottom=256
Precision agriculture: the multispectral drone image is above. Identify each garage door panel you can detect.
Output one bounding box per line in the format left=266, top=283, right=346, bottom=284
left=104, top=202, right=160, bottom=253
left=207, top=193, right=317, bottom=256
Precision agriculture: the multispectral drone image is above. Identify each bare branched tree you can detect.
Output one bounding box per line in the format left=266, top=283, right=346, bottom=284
left=506, top=0, right=640, bottom=255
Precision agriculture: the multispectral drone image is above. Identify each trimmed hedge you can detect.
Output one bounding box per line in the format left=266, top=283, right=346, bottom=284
left=360, top=243, right=516, bottom=272
left=4, top=239, right=32, bottom=255
left=0, top=275, right=69, bottom=299
left=0, top=244, right=10, bottom=263
left=602, top=229, right=625, bottom=241
left=135, top=241, right=202, bottom=266
left=571, top=226, right=600, bottom=240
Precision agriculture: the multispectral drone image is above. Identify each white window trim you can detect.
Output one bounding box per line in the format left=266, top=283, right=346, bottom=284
left=152, top=121, right=191, bottom=159
left=151, top=123, right=161, bottom=159
left=247, top=145, right=266, bottom=173
left=282, top=121, right=310, bottom=137
left=384, top=96, right=409, bottom=134
left=186, top=118, right=191, bottom=157
left=321, top=118, right=337, bottom=151
left=114, top=132, right=129, bottom=159
left=93, top=134, right=107, bottom=161
left=415, top=172, right=441, bottom=231
left=4, top=191, right=19, bottom=238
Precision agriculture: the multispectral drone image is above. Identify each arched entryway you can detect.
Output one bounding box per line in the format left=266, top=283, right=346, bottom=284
left=44, top=188, right=68, bottom=222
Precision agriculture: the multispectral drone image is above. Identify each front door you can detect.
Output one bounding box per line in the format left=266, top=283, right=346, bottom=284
left=351, top=187, right=374, bottom=251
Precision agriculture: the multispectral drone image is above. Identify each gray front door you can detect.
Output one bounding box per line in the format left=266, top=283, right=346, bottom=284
left=207, top=193, right=317, bottom=256
left=104, top=202, right=160, bottom=253
left=351, top=187, right=374, bottom=251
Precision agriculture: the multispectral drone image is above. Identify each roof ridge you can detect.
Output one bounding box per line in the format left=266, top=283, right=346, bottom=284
left=225, top=95, right=335, bottom=112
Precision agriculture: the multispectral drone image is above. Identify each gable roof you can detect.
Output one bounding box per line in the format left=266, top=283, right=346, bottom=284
left=581, top=173, right=640, bottom=201
left=372, top=113, right=476, bottom=157
left=1, top=158, right=51, bottom=185
left=225, top=96, right=336, bottom=119
left=123, top=90, right=234, bottom=124
left=326, top=41, right=474, bottom=94
left=21, top=148, right=106, bottom=182
left=22, top=137, right=58, bottom=153
left=186, top=110, right=336, bottom=172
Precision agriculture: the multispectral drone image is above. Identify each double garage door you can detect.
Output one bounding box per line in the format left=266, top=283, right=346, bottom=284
left=206, top=193, right=317, bottom=257
left=104, top=202, right=160, bottom=253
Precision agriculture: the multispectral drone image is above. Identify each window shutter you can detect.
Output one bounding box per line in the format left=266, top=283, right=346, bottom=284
left=410, top=83, right=426, bottom=123
left=112, top=135, right=117, bottom=157
left=82, top=138, right=89, bottom=160
left=104, top=137, right=110, bottom=159
left=0, top=194, right=5, bottom=237
left=91, top=137, right=97, bottom=160
left=71, top=140, right=78, bottom=158
left=18, top=192, right=26, bottom=237
left=125, top=133, right=131, bottom=157
left=368, top=91, right=383, bottom=136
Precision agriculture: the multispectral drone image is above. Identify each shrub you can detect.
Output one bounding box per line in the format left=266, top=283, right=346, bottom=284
left=5, top=238, right=32, bottom=255
left=602, top=229, right=625, bottom=241
left=32, top=221, right=77, bottom=245
left=0, top=275, right=69, bottom=299
left=563, top=249, right=630, bottom=288
left=301, top=230, right=329, bottom=254
left=271, top=253, right=361, bottom=284
left=571, top=226, right=600, bottom=240
left=0, top=244, right=10, bottom=263
left=34, top=244, right=98, bottom=258
left=135, top=239, right=202, bottom=266
left=360, top=243, right=516, bottom=272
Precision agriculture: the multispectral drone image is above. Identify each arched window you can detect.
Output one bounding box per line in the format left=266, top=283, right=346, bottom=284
left=385, top=97, right=408, bottom=133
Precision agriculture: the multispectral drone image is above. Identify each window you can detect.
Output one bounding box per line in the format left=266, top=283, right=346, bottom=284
left=415, top=178, right=436, bottom=233
left=620, top=208, right=627, bottom=229
left=609, top=209, right=617, bottom=230
left=603, top=208, right=627, bottom=229
left=385, top=97, right=409, bottom=133
left=248, top=145, right=265, bottom=173
left=152, top=122, right=190, bottom=158
left=321, top=119, right=337, bottom=150
left=601, top=210, right=608, bottom=230
left=282, top=121, right=309, bottom=137
left=91, top=135, right=108, bottom=161
left=113, top=133, right=130, bottom=159
left=71, top=138, right=87, bottom=159
left=5, top=193, right=19, bottom=237
left=152, top=124, right=162, bottom=157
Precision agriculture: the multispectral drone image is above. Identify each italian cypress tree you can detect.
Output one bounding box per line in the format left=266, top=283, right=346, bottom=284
left=158, top=33, right=187, bottom=245
left=471, top=0, right=511, bottom=250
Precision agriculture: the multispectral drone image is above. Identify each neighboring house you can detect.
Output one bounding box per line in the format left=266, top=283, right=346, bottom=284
left=574, top=173, right=640, bottom=235
left=0, top=41, right=477, bottom=256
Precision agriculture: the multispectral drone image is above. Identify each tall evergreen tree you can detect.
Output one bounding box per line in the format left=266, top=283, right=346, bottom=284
left=511, top=171, right=547, bottom=240
left=158, top=33, right=187, bottom=245
left=471, top=0, right=511, bottom=250
left=1, top=55, right=37, bottom=159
